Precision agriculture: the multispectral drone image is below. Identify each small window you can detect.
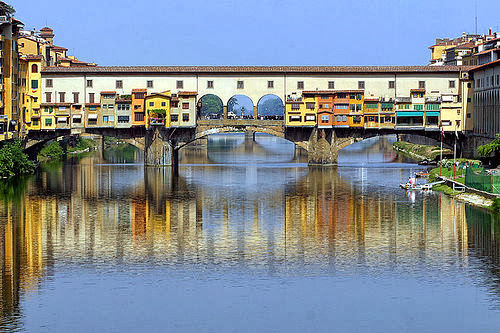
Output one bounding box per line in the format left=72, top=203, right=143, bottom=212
left=46, top=79, right=53, bottom=88
left=182, top=102, right=189, bottom=109
left=182, top=114, right=189, bottom=122
left=116, top=80, right=123, bottom=89
left=358, top=81, right=365, bottom=89
left=267, top=81, right=274, bottom=89
left=161, top=102, right=166, bottom=107
left=149, top=101, right=154, bottom=107
left=328, top=81, right=335, bottom=89
left=306, top=102, right=315, bottom=109
left=45, top=92, right=52, bottom=103
left=176, top=80, right=183, bottom=89
left=207, top=80, right=214, bottom=89
left=449, top=80, right=455, bottom=88
left=31, top=80, right=38, bottom=89
left=45, top=118, right=52, bottom=126
left=291, top=103, right=300, bottom=110
left=419, top=81, right=425, bottom=89
left=59, top=92, right=65, bottom=103
left=31, top=64, right=38, bottom=73
left=147, top=80, right=153, bottom=88
left=73, top=92, right=79, bottom=104
left=89, top=93, right=95, bottom=103
left=389, top=81, right=395, bottom=89
left=467, top=97, right=471, bottom=102
left=237, top=81, right=244, bottom=89
left=467, top=82, right=471, bottom=88
left=87, top=80, right=93, bottom=88
left=297, top=81, right=304, bottom=90
left=170, top=114, right=179, bottom=122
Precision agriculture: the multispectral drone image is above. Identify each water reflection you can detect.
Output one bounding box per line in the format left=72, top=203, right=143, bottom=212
left=0, top=135, right=499, bottom=331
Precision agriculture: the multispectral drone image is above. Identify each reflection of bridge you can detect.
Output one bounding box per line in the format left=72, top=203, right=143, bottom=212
left=26, top=119, right=462, bottom=167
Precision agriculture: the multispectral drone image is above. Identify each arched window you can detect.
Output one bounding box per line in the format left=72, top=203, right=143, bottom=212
left=31, top=64, right=38, bottom=73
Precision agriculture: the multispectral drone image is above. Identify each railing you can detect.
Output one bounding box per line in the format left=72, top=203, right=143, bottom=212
left=149, top=118, right=165, bottom=125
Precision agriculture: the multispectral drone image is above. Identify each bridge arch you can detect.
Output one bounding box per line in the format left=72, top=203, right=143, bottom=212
left=197, top=94, right=224, bottom=119
left=257, top=94, right=284, bottom=120
left=227, top=95, right=254, bottom=119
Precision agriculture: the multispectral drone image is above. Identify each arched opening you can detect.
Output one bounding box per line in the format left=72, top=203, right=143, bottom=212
left=31, top=64, right=38, bottom=73
left=257, top=94, right=284, bottom=120
left=197, top=94, right=223, bottom=119
left=227, top=95, right=254, bottom=119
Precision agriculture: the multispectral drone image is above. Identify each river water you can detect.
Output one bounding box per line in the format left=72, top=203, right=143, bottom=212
left=1, top=134, right=499, bottom=332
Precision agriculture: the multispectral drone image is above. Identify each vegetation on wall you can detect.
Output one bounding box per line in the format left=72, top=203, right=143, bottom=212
left=477, top=134, right=500, bottom=165
left=0, top=140, right=35, bottom=178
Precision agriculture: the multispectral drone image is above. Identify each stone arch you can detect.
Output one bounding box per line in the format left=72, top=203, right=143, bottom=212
left=227, top=95, right=254, bottom=119
left=197, top=94, right=224, bottom=119
left=256, top=94, right=284, bottom=120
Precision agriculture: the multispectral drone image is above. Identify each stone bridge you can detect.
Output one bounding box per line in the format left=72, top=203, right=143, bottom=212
left=24, top=120, right=468, bottom=167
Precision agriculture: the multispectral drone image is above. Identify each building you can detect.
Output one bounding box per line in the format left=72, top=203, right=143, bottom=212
left=20, top=55, right=43, bottom=131
left=285, top=91, right=316, bottom=127
left=0, top=4, right=23, bottom=140
left=469, top=59, right=500, bottom=136
left=145, top=91, right=171, bottom=128
left=170, top=91, right=197, bottom=127
left=100, top=91, right=117, bottom=127
left=115, top=96, right=132, bottom=128
left=132, top=89, right=147, bottom=127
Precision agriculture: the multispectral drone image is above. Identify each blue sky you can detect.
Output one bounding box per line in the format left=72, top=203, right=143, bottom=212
left=10, top=0, right=500, bottom=66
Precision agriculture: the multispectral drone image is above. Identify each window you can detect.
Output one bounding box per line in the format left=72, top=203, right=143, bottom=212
left=102, top=104, right=107, bottom=109
left=356, top=94, right=362, bottom=100
left=305, top=114, right=316, bottom=121
left=467, top=97, right=471, bottom=102
left=31, top=64, right=38, bottom=73
left=467, top=82, right=471, bottom=88
left=336, top=105, right=348, bottom=110
left=389, top=81, right=395, bottom=89
left=419, top=81, right=425, bottom=89
left=267, top=81, right=274, bottom=89
left=31, top=80, right=38, bottom=89
left=342, top=115, right=347, bottom=122
left=291, top=103, right=300, bottom=110
left=207, top=80, right=214, bottom=89
left=182, top=114, right=189, bottom=122
left=182, top=102, right=189, bottom=109
left=89, top=93, right=95, bottom=103
left=456, top=109, right=460, bottom=115
left=289, top=115, right=301, bottom=122
left=45, top=118, right=52, bottom=126
left=147, top=80, right=153, bottom=88
left=170, top=114, right=179, bottom=122
left=306, top=102, right=315, bottom=109
left=46, top=79, right=53, bottom=88
left=103, top=116, right=109, bottom=122
left=350, top=104, right=356, bottom=111
left=176, top=80, right=183, bottom=89
left=118, top=116, right=129, bottom=123
left=149, top=101, right=154, bottom=107
left=45, top=92, right=52, bottom=103
left=116, top=80, right=123, bottom=89
left=324, top=104, right=329, bottom=108
left=358, top=81, right=365, bottom=89
left=449, top=80, right=455, bottom=88
left=72, top=116, right=82, bottom=124
left=59, top=92, right=65, bottom=103
left=356, top=104, right=362, bottom=111
left=87, top=80, right=93, bottom=88
left=297, top=81, right=304, bottom=90
left=134, top=112, right=145, bottom=122
left=497, top=75, right=500, bottom=85
left=328, top=81, right=335, bottom=89
left=321, top=95, right=329, bottom=99
left=237, top=81, right=244, bottom=89
left=161, top=102, right=166, bottom=107
left=414, top=104, right=423, bottom=110
left=73, top=92, right=79, bottom=104
left=321, top=115, right=329, bottom=122
left=172, top=101, right=179, bottom=108
left=32, top=118, right=39, bottom=126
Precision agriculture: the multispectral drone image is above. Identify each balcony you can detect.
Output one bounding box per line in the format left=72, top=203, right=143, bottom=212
left=149, top=117, right=165, bottom=126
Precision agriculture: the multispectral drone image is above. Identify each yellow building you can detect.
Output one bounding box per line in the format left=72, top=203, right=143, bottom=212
left=21, top=55, right=43, bottom=131
left=285, top=92, right=317, bottom=127
left=39, top=104, right=56, bottom=130
left=145, top=91, right=171, bottom=128
left=348, top=92, right=364, bottom=128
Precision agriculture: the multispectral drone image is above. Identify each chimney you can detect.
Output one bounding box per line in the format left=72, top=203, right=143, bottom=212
left=489, top=28, right=492, bottom=35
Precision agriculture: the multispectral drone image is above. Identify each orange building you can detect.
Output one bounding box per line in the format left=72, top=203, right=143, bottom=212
left=332, top=91, right=350, bottom=128
left=132, top=89, right=147, bottom=126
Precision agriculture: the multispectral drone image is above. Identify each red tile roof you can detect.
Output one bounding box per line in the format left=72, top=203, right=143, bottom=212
left=132, top=89, right=147, bottom=92
left=100, top=91, right=116, bottom=95
left=41, top=65, right=472, bottom=75
left=469, top=59, right=500, bottom=71
left=178, top=91, right=197, bottom=96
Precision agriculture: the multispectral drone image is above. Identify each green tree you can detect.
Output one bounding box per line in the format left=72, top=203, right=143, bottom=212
left=477, top=134, right=500, bottom=164
left=0, top=140, right=35, bottom=178
left=201, top=95, right=223, bottom=116
left=37, top=141, right=65, bottom=162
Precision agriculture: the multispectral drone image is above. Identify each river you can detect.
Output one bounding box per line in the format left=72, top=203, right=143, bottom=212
left=0, top=134, right=499, bottom=332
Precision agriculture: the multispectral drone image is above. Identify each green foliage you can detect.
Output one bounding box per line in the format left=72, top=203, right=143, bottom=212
left=67, top=137, right=96, bottom=153
left=259, top=97, right=284, bottom=115
left=149, top=109, right=166, bottom=115
left=0, top=140, right=35, bottom=178
left=429, top=166, right=465, bottom=183
left=120, top=94, right=131, bottom=100
left=0, top=176, right=30, bottom=203
left=493, top=198, right=500, bottom=214
left=477, top=134, right=500, bottom=158
left=200, top=94, right=223, bottom=115
left=393, top=141, right=452, bottom=161
left=37, top=141, right=64, bottom=162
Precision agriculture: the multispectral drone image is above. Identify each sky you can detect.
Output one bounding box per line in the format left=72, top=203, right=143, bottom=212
left=9, top=0, right=500, bottom=66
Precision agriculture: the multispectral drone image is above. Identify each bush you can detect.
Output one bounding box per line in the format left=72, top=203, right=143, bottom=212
left=67, top=137, right=96, bottom=152
left=493, top=198, right=500, bottom=214
left=37, top=141, right=65, bottom=162
left=0, top=140, right=35, bottom=178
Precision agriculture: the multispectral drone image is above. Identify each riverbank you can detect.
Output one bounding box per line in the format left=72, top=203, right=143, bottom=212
left=393, top=141, right=452, bottom=163
left=37, top=137, right=96, bottom=162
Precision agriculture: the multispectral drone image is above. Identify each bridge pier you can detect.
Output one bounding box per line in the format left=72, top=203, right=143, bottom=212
left=307, top=128, right=338, bottom=165
left=144, top=128, right=176, bottom=166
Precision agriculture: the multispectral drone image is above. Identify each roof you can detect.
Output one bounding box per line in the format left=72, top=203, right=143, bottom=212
left=469, top=59, right=500, bottom=72
left=116, top=98, right=132, bottom=103
left=410, top=88, right=426, bottom=92
left=22, top=54, right=43, bottom=60
left=41, top=65, right=472, bottom=75
left=146, top=92, right=170, bottom=98
left=474, top=48, right=500, bottom=56
left=132, top=89, right=147, bottom=93
left=364, top=98, right=379, bottom=102
left=100, top=91, right=116, bottom=95
left=178, top=91, right=197, bottom=96
left=85, top=103, right=100, bottom=106
left=302, top=90, right=364, bottom=95
left=51, top=45, right=68, bottom=51
left=40, top=103, right=72, bottom=107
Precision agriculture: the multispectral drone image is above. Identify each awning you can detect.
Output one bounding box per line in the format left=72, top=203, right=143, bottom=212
left=396, top=112, right=424, bottom=117
left=57, top=117, right=68, bottom=122
left=88, top=114, right=98, bottom=120
left=426, top=112, right=440, bottom=117
left=72, top=115, right=82, bottom=119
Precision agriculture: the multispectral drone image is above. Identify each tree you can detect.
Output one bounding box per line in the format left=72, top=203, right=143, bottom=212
left=200, top=95, right=223, bottom=116
left=477, top=134, right=500, bottom=158
left=0, top=140, right=35, bottom=178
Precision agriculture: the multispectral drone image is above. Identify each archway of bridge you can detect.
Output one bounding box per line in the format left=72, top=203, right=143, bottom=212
left=257, top=94, right=284, bottom=120
left=197, top=94, right=224, bottom=119
left=227, top=95, right=254, bottom=119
